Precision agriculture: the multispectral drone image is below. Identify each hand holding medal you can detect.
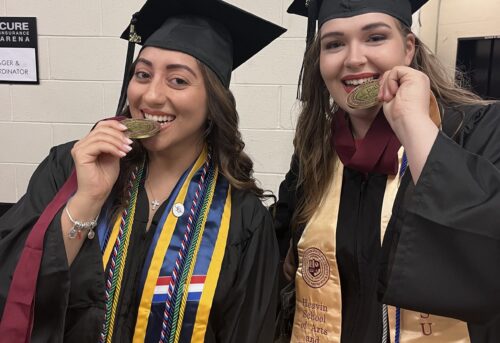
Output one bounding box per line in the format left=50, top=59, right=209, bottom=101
left=347, top=72, right=434, bottom=121
left=378, top=66, right=432, bottom=126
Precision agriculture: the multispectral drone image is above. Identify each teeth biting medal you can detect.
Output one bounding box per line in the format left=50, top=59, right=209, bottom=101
left=347, top=80, right=380, bottom=109
left=121, top=118, right=161, bottom=139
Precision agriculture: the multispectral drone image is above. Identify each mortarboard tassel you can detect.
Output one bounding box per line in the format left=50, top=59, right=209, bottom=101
left=296, top=0, right=320, bottom=100
left=115, top=12, right=141, bottom=116
left=306, top=0, right=319, bottom=46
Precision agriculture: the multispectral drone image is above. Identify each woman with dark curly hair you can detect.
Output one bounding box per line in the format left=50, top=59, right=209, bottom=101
left=0, top=1, right=285, bottom=342
left=274, top=0, right=500, bottom=342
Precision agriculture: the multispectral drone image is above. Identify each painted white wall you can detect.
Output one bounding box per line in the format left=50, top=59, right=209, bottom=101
left=1, top=0, right=498, bottom=203
left=417, top=0, right=440, bottom=52
left=434, top=0, right=500, bottom=74
left=0, top=0, right=307, bottom=202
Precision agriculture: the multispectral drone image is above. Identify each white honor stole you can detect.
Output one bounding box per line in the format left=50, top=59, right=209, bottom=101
left=291, top=149, right=470, bottom=343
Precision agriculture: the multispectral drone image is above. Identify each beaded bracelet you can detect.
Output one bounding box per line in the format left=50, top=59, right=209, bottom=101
left=65, top=203, right=99, bottom=240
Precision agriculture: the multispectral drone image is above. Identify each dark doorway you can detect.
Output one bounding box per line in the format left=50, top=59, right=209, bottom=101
left=456, top=36, right=500, bottom=100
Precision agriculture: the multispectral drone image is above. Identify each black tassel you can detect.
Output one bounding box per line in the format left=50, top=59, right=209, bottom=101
left=296, top=0, right=319, bottom=100
left=115, top=12, right=141, bottom=116
left=306, top=0, right=318, bottom=47
left=296, top=62, right=305, bottom=100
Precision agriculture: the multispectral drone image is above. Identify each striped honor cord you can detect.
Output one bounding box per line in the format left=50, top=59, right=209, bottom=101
left=170, top=166, right=216, bottom=343
left=395, top=307, right=401, bottom=343
left=381, top=304, right=388, bottom=343
left=159, top=152, right=212, bottom=343
left=382, top=152, right=407, bottom=343
left=99, top=164, right=144, bottom=343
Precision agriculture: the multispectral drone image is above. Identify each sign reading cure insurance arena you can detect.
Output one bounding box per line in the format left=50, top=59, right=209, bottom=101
left=0, top=17, right=39, bottom=84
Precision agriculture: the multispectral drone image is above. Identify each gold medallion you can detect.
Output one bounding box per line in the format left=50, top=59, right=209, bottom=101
left=346, top=80, right=380, bottom=109
left=121, top=118, right=161, bottom=139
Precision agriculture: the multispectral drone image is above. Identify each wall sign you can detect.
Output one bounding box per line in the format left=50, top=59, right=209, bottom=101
left=0, top=17, right=39, bottom=84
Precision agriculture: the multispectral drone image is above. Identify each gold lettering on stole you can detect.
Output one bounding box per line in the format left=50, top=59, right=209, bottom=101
left=292, top=145, right=471, bottom=342
left=380, top=150, right=470, bottom=343
left=387, top=307, right=471, bottom=342
left=291, top=157, right=344, bottom=343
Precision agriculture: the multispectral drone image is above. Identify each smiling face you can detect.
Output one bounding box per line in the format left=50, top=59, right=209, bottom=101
left=127, top=47, right=208, bottom=155
left=319, top=12, right=415, bottom=119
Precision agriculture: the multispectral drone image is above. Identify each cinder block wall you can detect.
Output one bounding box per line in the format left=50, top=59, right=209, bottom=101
left=0, top=0, right=307, bottom=202
left=7, top=0, right=491, bottom=203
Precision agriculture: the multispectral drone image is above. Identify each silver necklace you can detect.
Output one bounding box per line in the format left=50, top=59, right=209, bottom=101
left=146, top=178, right=162, bottom=211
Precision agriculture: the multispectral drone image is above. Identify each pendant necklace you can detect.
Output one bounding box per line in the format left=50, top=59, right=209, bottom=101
left=146, top=177, right=162, bottom=211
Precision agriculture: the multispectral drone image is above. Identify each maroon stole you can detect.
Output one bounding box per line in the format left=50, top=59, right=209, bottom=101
left=0, top=116, right=125, bottom=343
left=0, top=170, right=77, bottom=342
left=333, top=109, right=401, bottom=175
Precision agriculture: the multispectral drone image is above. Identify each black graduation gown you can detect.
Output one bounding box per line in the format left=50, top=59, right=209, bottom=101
left=0, top=141, right=279, bottom=343
left=274, top=102, right=500, bottom=342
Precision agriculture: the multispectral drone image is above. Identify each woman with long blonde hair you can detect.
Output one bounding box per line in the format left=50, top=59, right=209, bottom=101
left=274, top=0, right=500, bottom=342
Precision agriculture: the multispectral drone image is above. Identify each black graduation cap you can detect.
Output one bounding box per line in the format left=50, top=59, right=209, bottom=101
left=288, top=0, right=429, bottom=46
left=115, top=0, right=286, bottom=115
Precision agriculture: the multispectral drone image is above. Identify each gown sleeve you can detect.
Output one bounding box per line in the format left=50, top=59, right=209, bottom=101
left=0, top=141, right=75, bottom=340
left=381, top=103, right=500, bottom=325
left=209, top=191, right=280, bottom=343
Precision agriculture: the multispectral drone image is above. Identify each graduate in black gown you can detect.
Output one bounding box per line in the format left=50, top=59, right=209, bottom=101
left=0, top=1, right=286, bottom=342
left=274, top=0, right=500, bottom=342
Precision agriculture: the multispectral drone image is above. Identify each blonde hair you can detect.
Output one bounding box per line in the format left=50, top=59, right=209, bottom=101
left=292, top=21, right=490, bottom=229
left=399, top=23, right=488, bottom=106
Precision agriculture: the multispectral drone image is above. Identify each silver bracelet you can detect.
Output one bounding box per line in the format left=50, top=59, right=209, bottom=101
left=65, top=203, right=99, bottom=240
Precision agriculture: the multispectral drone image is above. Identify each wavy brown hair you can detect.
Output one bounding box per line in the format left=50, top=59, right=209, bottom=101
left=198, top=61, right=264, bottom=197
left=292, top=34, right=334, bottom=229
left=109, top=58, right=265, bottom=216
left=292, top=20, right=489, bottom=229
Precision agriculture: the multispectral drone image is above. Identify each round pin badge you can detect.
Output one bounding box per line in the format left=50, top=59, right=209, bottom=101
left=172, top=203, right=185, bottom=217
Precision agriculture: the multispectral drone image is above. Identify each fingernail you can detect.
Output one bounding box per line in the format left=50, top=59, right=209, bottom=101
left=124, top=137, right=133, bottom=145
left=118, top=123, right=128, bottom=130
left=123, top=144, right=133, bottom=152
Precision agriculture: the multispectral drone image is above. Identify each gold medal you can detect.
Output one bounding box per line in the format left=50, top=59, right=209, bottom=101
left=346, top=80, right=380, bottom=109
left=121, top=118, right=161, bottom=139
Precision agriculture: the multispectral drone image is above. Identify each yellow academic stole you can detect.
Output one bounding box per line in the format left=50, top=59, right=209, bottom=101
left=101, top=148, right=232, bottom=343
left=291, top=149, right=470, bottom=343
